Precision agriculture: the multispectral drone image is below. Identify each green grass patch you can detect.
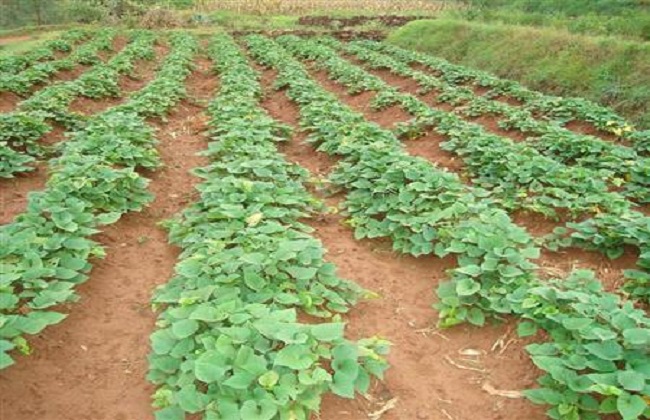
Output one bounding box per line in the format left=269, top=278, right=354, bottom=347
left=388, top=19, right=650, bottom=128
left=208, top=11, right=300, bottom=31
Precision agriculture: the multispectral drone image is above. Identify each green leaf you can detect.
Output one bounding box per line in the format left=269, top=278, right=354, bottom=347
left=171, top=319, right=199, bottom=339
left=95, top=212, right=122, bottom=225
left=240, top=400, right=277, bottom=420
left=517, top=321, right=538, bottom=337
left=190, top=305, right=227, bottom=322
left=311, top=323, right=345, bottom=342
left=617, top=370, right=646, bottom=392
left=274, top=345, right=314, bottom=370
left=194, top=351, right=228, bottom=383
left=223, top=371, right=255, bottom=390
left=258, top=370, right=280, bottom=389
left=331, top=370, right=357, bottom=398
left=617, top=393, right=647, bottom=420
left=466, top=308, right=485, bottom=326
left=561, top=317, right=593, bottom=331
left=59, top=255, right=87, bottom=271
left=455, top=278, right=480, bottom=296
left=585, top=340, right=624, bottom=361
left=286, top=266, right=318, bottom=281
left=0, top=351, right=15, bottom=370
left=623, top=328, right=650, bottom=346
left=176, top=385, right=207, bottom=413
left=55, top=267, right=79, bottom=280
left=524, top=388, right=565, bottom=405
left=243, top=270, right=266, bottom=291
left=15, top=311, right=66, bottom=334
left=456, top=264, right=482, bottom=277
left=63, top=237, right=89, bottom=250
left=155, top=406, right=185, bottom=420
left=151, top=329, right=176, bottom=355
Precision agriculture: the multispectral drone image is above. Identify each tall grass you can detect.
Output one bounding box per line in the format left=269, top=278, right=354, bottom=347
left=389, top=19, right=650, bottom=127
left=447, top=0, right=650, bottom=41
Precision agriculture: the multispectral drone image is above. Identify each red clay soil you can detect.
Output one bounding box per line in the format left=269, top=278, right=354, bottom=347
left=258, top=67, right=546, bottom=420
left=0, top=162, right=48, bottom=224
left=539, top=246, right=639, bottom=292
left=470, top=114, right=528, bottom=142
left=405, top=131, right=466, bottom=174
left=69, top=43, right=170, bottom=115
left=0, top=91, right=22, bottom=113
left=232, top=29, right=386, bottom=41
left=0, top=57, right=216, bottom=420
left=298, top=15, right=424, bottom=28
left=97, top=36, right=127, bottom=62
left=564, top=120, right=625, bottom=144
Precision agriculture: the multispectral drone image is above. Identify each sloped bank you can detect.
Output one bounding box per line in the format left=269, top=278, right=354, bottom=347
left=388, top=19, right=650, bottom=128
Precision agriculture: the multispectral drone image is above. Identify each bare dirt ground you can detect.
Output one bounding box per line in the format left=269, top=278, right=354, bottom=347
left=0, top=35, right=32, bottom=46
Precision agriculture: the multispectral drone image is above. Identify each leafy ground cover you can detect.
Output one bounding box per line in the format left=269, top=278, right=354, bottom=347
left=148, top=34, right=387, bottom=420
left=0, top=30, right=196, bottom=370
left=0, top=29, right=157, bottom=178
left=245, top=34, right=650, bottom=420
left=1, top=28, right=649, bottom=420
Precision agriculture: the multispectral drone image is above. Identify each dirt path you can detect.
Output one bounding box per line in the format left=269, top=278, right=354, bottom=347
left=0, top=55, right=216, bottom=420
left=258, top=67, right=545, bottom=420
left=0, top=35, right=32, bottom=46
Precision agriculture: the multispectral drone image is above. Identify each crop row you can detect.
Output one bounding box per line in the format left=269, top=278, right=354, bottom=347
left=0, top=29, right=116, bottom=96
left=292, top=38, right=650, bottom=311
left=278, top=35, right=631, bottom=219
left=368, top=42, right=650, bottom=155
left=147, top=34, right=388, bottom=420
left=0, top=29, right=89, bottom=74
left=281, top=35, right=650, bottom=321
left=327, top=41, right=650, bottom=306
left=342, top=40, right=650, bottom=204
left=245, top=35, right=650, bottom=420
left=0, top=30, right=157, bottom=178
left=0, top=32, right=197, bottom=371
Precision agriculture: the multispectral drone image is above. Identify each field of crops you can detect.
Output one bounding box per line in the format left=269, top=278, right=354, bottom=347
left=1, top=29, right=650, bottom=420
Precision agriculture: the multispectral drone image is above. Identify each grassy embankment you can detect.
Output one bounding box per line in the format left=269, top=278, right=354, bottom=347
left=444, top=0, right=650, bottom=41
left=389, top=18, right=650, bottom=128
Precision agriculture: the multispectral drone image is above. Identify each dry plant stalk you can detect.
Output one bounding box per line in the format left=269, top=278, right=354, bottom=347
left=199, top=0, right=453, bottom=14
